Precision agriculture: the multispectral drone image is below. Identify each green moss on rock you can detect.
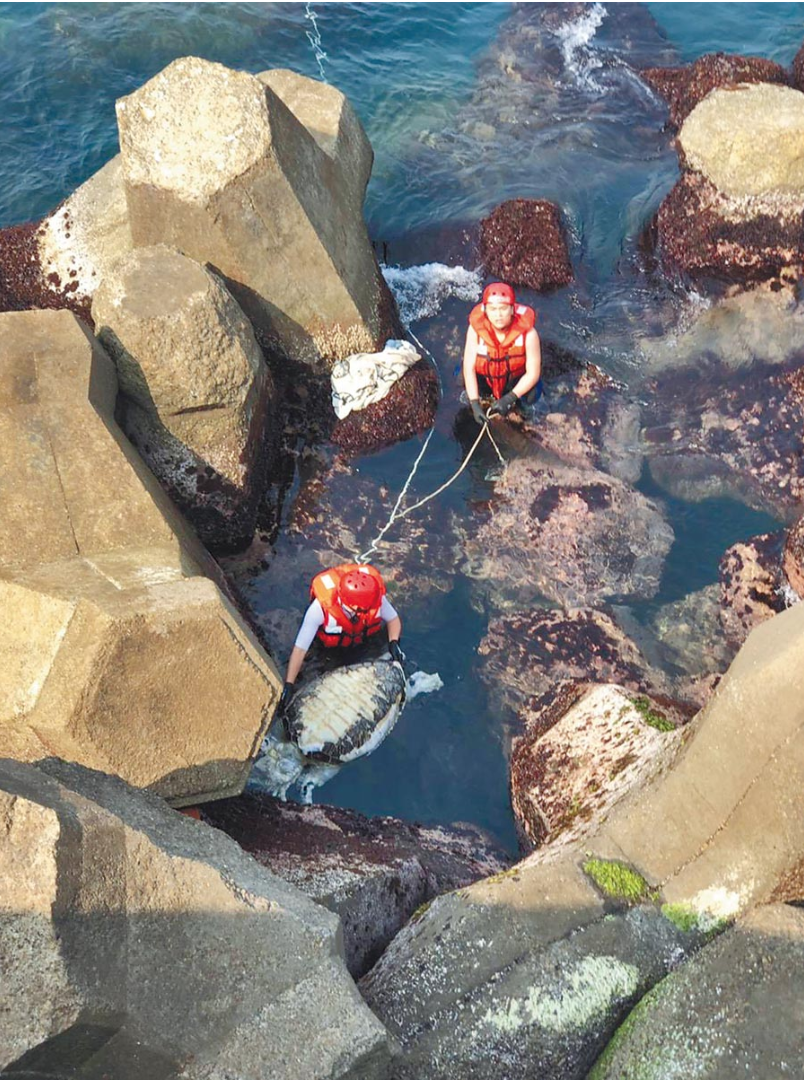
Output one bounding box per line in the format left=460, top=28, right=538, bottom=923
left=631, top=695, right=675, bottom=732
left=583, top=859, right=655, bottom=903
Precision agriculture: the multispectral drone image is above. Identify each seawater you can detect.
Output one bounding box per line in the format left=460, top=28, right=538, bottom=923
left=4, top=3, right=803, bottom=851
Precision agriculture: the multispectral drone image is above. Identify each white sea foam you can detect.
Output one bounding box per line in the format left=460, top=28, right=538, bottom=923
left=778, top=582, right=802, bottom=608
left=554, top=2, right=607, bottom=93
left=382, top=263, right=482, bottom=324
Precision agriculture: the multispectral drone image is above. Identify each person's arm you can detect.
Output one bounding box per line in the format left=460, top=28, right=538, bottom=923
left=380, top=596, right=401, bottom=643
left=462, top=325, right=480, bottom=401
left=285, top=600, right=325, bottom=684
left=510, top=328, right=542, bottom=399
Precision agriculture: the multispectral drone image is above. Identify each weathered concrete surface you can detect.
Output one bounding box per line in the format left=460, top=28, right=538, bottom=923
left=37, top=155, right=134, bottom=315
left=479, top=198, right=573, bottom=291
left=656, top=84, right=804, bottom=284
left=641, top=52, right=789, bottom=128
left=511, top=684, right=686, bottom=854
left=462, top=458, right=673, bottom=610
left=0, top=309, right=279, bottom=803
left=360, top=602, right=804, bottom=1079
left=117, top=57, right=397, bottom=369
left=0, top=758, right=393, bottom=1079
left=589, top=903, right=804, bottom=1078
left=203, top=793, right=509, bottom=978
left=93, top=245, right=275, bottom=549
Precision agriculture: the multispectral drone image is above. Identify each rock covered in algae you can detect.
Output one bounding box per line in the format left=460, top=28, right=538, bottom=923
left=718, top=531, right=788, bottom=647
left=641, top=51, right=789, bottom=128
left=511, top=683, right=687, bottom=854
left=331, top=360, right=438, bottom=456
left=463, top=457, right=673, bottom=611
left=480, top=198, right=573, bottom=292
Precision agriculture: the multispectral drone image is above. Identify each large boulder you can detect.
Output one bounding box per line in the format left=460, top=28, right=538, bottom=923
left=784, top=515, right=804, bottom=599
left=655, top=84, right=804, bottom=284
left=463, top=458, right=673, bottom=610
left=330, top=360, right=439, bottom=457
left=92, top=245, right=275, bottom=549
left=641, top=52, right=789, bottom=128
left=203, top=793, right=509, bottom=978
left=116, top=57, right=398, bottom=369
left=590, top=904, right=804, bottom=1078
left=0, top=758, right=393, bottom=1079
left=0, top=309, right=279, bottom=803
left=360, top=601, right=804, bottom=1079
left=719, top=531, right=788, bottom=648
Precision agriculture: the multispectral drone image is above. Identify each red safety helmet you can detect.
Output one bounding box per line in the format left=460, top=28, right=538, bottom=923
left=338, top=569, right=382, bottom=613
left=482, top=282, right=515, bottom=307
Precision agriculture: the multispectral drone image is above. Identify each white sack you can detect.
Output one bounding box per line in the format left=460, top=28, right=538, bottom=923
left=331, top=339, right=421, bottom=420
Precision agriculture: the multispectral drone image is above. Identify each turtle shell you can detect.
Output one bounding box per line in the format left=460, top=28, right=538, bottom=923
left=285, top=658, right=407, bottom=765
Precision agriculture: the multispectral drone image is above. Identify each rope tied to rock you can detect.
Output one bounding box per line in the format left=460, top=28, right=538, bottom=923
left=357, top=327, right=505, bottom=563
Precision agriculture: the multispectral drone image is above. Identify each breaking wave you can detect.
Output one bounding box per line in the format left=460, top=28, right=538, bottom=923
left=554, top=2, right=607, bottom=92
left=383, top=262, right=482, bottom=324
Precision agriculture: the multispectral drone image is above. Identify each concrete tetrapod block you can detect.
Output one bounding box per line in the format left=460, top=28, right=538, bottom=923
left=92, top=245, right=275, bottom=548
left=117, top=57, right=397, bottom=369
left=0, top=309, right=279, bottom=803
left=361, top=602, right=804, bottom=1079
left=0, top=759, right=393, bottom=1079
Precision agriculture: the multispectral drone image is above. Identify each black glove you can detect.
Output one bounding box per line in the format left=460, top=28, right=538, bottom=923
left=487, top=391, right=519, bottom=417
left=278, top=682, right=295, bottom=713
left=469, top=398, right=487, bottom=426
left=389, top=640, right=406, bottom=665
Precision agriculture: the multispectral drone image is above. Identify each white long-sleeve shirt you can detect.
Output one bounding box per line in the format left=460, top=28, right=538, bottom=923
left=294, top=596, right=399, bottom=651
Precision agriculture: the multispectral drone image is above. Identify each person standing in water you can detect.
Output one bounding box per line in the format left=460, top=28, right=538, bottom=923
left=462, top=282, right=542, bottom=423
left=279, top=563, right=404, bottom=710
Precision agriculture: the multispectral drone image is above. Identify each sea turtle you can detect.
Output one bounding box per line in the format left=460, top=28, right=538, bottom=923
left=249, top=657, right=442, bottom=802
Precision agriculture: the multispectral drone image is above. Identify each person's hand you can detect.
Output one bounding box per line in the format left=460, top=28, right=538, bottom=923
left=389, top=640, right=406, bottom=665
left=469, top=398, right=487, bottom=426
left=278, top=682, right=295, bottom=713
left=487, top=391, right=518, bottom=417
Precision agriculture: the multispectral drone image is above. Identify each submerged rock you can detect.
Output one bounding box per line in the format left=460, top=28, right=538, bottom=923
left=463, top=458, right=673, bottom=610
left=92, top=245, right=275, bottom=550
left=590, top=904, right=804, bottom=1079
left=641, top=51, right=789, bottom=128
left=480, top=199, right=573, bottom=292
left=649, top=584, right=737, bottom=678
left=643, top=358, right=804, bottom=519
left=477, top=608, right=672, bottom=718
left=117, top=57, right=397, bottom=369
left=510, top=683, right=687, bottom=853
left=0, top=759, right=392, bottom=1079
left=331, top=360, right=438, bottom=456
left=655, top=84, right=804, bottom=285
left=203, top=793, right=509, bottom=978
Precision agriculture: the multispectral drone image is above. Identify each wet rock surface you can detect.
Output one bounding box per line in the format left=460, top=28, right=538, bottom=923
left=331, top=360, right=439, bottom=457
left=510, top=683, right=686, bottom=854
left=642, top=359, right=804, bottom=519
left=648, top=585, right=737, bottom=679
left=203, top=792, right=509, bottom=977
left=463, top=457, right=673, bottom=611
left=480, top=199, right=573, bottom=292
left=655, top=84, right=804, bottom=285
left=641, top=51, right=789, bottom=128
left=0, top=218, right=93, bottom=324
left=590, top=904, right=804, bottom=1079
left=477, top=609, right=673, bottom=719
left=718, top=531, right=788, bottom=648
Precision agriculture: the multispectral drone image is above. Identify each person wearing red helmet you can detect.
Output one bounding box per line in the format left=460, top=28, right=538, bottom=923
left=280, top=563, right=403, bottom=709
left=462, top=282, right=542, bottom=423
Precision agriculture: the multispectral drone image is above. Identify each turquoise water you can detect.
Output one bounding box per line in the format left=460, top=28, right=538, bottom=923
left=4, top=3, right=802, bottom=850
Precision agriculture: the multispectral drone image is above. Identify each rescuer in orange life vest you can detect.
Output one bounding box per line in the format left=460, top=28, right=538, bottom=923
left=462, top=282, right=543, bottom=423
left=279, top=563, right=403, bottom=711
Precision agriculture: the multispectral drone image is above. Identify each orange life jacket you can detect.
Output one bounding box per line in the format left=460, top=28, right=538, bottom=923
left=468, top=303, right=537, bottom=400
left=310, top=563, right=387, bottom=649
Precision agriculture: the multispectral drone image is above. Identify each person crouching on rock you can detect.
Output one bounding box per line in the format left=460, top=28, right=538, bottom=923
left=463, top=281, right=542, bottom=423
left=279, top=563, right=404, bottom=711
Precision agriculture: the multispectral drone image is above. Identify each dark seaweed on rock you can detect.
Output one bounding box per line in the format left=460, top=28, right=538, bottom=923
left=480, top=199, right=573, bottom=292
